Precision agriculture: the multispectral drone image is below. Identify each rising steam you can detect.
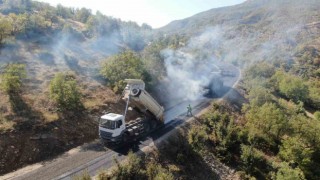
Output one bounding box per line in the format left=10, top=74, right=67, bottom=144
left=159, top=27, right=223, bottom=104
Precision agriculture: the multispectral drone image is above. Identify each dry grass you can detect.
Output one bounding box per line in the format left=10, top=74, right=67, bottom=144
left=0, top=115, right=15, bottom=132
left=84, top=99, right=101, bottom=109
left=42, top=111, right=59, bottom=123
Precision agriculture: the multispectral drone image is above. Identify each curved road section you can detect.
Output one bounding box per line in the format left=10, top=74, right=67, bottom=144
left=1, top=63, right=240, bottom=180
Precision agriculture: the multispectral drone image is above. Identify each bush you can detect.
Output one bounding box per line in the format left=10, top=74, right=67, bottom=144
left=240, top=144, right=268, bottom=176
left=271, top=71, right=309, bottom=103
left=279, top=76, right=309, bottom=103
left=272, top=162, right=306, bottom=180
left=188, top=125, right=208, bottom=152
left=146, top=160, right=174, bottom=180
left=0, top=64, right=26, bottom=94
left=100, top=50, right=151, bottom=93
left=279, top=137, right=313, bottom=174
left=245, top=103, right=287, bottom=147
left=49, top=72, right=82, bottom=111
left=73, top=170, right=91, bottom=180
left=314, top=111, right=320, bottom=121
left=109, top=151, right=145, bottom=180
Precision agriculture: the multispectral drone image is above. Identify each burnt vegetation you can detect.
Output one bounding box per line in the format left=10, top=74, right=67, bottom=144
left=0, top=0, right=320, bottom=179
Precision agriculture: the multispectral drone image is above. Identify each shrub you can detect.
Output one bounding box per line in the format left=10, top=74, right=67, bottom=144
left=73, top=170, right=91, bottom=180
left=49, top=72, right=82, bottom=111
left=314, top=111, right=320, bottom=121
left=108, top=151, right=145, bottom=180
left=272, top=162, right=306, bottom=180
left=240, top=144, right=268, bottom=176
left=100, top=50, right=151, bottom=93
left=146, top=160, right=174, bottom=180
left=188, top=125, right=208, bottom=152
left=0, top=64, right=26, bottom=94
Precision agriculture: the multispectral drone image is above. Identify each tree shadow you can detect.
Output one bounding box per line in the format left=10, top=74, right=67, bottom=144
left=38, top=52, right=56, bottom=66
left=64, top=54, right=83, bottom=74
left=8, top=93, right=43, bottom=130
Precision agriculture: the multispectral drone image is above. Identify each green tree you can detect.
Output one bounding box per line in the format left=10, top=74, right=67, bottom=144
left=41, top=6, right=58, bottom=28
left=56, top=4, right=73, bottom=19
left=279, top=137, right=313, bottom=173
left=49, top=72, right=82, bottom=111
left=0, top=64, right=26, bottom=94
left=110, top=151, right=145, bottom=179
left=240, top=144, right=265, bottom=173
left=188, top=125, right=208, bottom=152
left=141, top=40, right=168, bottom=78
left=272, top=162, right=306, bottom=180
left=0, top=17, right=13, bottom=46
left=27, top=14, right=47, bottom=31
left=245, top=62, right=276, bottom=79
left=246, top=86, right=273, bottom=107
left=245, top=103, right=287, bottom=147
left=100, top=50, right=150, bottom=92
left=146, top=160, right=174, bottom=180
left=8, top=13, right=28, bottom=34
left=290, top=114, right=320, bottom=148
left=307, top=80, right=320, bottom=109
left=278, top=75, right=309, bottom=103
left=315, top=111, right=320, bottom=121
left=74, top=8, right=91, bottom=23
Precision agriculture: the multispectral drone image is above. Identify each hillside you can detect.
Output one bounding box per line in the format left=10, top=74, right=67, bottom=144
left=152, top=0, right=320, bottom=179
left=159, top=0, right=320, bottom=66
left=1, top=0, right=320, bottom=179
left=0, top=0, right=153, bottom=174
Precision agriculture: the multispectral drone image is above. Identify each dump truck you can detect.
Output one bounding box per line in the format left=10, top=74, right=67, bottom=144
left=99, top=79, right=164, bottom=145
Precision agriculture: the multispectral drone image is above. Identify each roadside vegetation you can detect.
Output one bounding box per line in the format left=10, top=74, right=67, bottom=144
left=1, top=0, right=320, bottom=179
left=183, top=59, right=320, bottom=179
left=49, top=72, right=83, bottom=111
left=79, top=130, right=221, bottom=180
left=100, top=50, right=151, bottom=93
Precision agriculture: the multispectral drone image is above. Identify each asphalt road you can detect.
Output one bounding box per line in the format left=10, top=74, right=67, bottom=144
left=1, top=63, right=240, bottom=180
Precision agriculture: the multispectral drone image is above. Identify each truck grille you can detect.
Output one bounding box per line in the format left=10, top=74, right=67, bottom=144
left=99, top=130, right=112, bottom=139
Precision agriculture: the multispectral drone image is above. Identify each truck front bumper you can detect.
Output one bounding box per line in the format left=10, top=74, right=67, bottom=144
left=99, top=130, right=122, bottom=144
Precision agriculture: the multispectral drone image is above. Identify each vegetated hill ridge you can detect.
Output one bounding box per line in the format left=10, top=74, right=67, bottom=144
left=0, top=0, right=151, bottom=175
left=161, top=0, right=319, bottom=34
left=0, top=0, right=319, bottom=177
left=159, top=0, right=320, bottom=66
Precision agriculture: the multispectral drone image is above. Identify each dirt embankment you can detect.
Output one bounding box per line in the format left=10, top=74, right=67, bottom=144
left=0, top=114, right=97, bottom=175
left=0, top=86, right=129, bottom=175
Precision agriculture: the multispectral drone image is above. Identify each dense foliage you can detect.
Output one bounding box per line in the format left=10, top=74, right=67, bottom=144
left=0, top=0, right=152, bottom=50
left=186, top=60, right=320, bottom=179
left=0, top=63, right=26, bottom=94
left=49, top=72, right=82, bottom=111
left=0, top=0, right=320, bottom=178
left=100, top=50, right=151, bottom=92
left=96, top=152, right=174, bottom=180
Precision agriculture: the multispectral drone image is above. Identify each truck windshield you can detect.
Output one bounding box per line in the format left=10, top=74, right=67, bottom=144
left=100, top=119, right=116, bottom=130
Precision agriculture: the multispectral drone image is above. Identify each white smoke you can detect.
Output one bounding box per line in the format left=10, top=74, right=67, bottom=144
left=160, top=27, right=223, bottom=103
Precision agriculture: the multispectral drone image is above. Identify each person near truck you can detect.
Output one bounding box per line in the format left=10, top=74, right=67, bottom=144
left=187, top=104, right=192, bottom=116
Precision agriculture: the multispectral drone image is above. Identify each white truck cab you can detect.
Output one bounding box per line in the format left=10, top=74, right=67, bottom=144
left=99, top=113, right=126, bottom=142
